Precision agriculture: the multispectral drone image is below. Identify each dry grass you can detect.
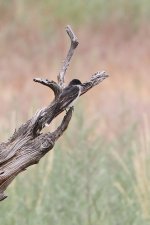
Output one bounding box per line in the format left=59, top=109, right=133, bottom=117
left=0, top=25, right=150, bottom=139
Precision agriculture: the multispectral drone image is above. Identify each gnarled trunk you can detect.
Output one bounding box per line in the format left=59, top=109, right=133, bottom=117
left=0, top=25, right=109, bottom=201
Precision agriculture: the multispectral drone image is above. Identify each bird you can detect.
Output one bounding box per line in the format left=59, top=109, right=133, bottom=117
left=60, top=79, right=82, bottom=110
left=44, top=79, right=82, bottom=127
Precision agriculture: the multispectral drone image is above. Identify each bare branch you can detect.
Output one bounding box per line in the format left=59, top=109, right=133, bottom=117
left=33, top=78, right=61, bottom=100
left=81, top=71, right=109, bottom=95
left=52, top=107, right=73, bottom=141
left=0, top=26, right=109, bottom=201
left=30, top=71, right=109, bottom=134
left=57, top=25, right=79, bottom=88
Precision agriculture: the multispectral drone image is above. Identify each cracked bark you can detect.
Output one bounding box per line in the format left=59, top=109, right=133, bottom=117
left=0, top=25, right=109, bottom=201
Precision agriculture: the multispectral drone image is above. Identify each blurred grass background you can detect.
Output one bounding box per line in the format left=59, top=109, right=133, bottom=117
left=0, top=0, right=150, bottom=224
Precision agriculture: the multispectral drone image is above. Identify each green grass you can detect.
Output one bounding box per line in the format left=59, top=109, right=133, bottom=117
left=0, top=111, right=150, bottom=225
left=0, top=0, right=150, bottom=31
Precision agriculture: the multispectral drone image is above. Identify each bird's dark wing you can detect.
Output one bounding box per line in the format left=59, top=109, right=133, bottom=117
left=55, top=86, right=79, bottom=111
left=59, top=85, right=79, bottom=107
left=45, top=86, right=80, bottom=125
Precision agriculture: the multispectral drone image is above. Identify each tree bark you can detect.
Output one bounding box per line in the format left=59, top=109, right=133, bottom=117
left=0, top=25, right=109, bottom=201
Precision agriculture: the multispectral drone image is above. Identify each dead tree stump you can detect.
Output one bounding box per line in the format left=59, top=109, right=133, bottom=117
left=0, top=25, right=109, bottom=201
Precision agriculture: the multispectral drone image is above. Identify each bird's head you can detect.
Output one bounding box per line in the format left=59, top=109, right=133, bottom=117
left=68, top=79, right=82, bottom=86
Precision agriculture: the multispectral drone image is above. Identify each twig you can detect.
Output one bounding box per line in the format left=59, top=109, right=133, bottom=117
left=33, top=78, right=61, bottom=100
left=81, top=71, right=109, bottom=95
left=57, top=25, right=79, bottom=88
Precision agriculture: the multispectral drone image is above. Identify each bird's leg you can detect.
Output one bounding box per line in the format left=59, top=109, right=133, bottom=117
left=65, top=106, right=74, bottom=113
left=65, top=107, right=69, bottom=113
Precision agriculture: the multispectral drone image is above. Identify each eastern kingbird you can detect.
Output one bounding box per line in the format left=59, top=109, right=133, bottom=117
left=45, top=79, right=82, bottom=127
left=56, top=79, right=82, bottom=111
left=59, top=79, right=82, bottom=109
left=65, top=79, right=82, bottom=109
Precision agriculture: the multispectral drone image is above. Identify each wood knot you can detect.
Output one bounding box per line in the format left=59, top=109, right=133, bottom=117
left=40, top=137, right=54, bottom=153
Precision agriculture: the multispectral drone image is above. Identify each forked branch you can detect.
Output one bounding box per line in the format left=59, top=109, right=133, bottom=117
left=0, top=25, right=109, bottom=201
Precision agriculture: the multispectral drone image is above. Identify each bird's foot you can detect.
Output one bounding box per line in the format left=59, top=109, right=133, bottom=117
left=65, top=109, right=68, bottom=113
left=65, top=106, right=74, bottom=114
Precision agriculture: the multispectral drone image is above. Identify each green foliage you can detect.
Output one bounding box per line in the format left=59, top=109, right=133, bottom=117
left=0, top=0, right=149, bottom=30
left=1, top=110, right=150, bottom=225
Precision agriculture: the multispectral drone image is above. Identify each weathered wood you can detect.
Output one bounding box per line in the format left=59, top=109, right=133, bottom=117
left=57, top=25, right=79, bottom=88
left=0, top=25, right=109, bottom=201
